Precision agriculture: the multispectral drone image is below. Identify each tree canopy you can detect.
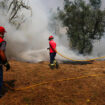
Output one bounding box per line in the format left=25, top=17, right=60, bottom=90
left=58, top=0, right=105, bottom=54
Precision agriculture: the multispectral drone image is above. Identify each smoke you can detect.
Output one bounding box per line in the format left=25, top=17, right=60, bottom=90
left=0, top=0, right=50, bottom=62
left=0, top=0, right=105, bottom=63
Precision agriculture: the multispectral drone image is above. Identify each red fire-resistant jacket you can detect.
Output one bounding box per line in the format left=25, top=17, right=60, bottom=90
left=49, top=40, right=56, bottom=53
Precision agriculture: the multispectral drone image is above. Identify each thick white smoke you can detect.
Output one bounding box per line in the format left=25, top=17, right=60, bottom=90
left=0, top=0, right=51, bottom=62
left=0, top=0, right=105, bottom=62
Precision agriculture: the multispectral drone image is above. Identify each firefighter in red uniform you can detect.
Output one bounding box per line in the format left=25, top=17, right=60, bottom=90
left=48, top=36, right=59, bottom=69
left=0, top=26, right=10, bottom=97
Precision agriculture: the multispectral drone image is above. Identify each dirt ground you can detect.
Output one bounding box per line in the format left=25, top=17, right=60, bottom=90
left=0, top=60, right=105, bottom=105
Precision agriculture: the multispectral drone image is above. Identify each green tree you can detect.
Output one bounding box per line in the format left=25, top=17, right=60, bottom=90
left=90, top=0, right=101, bottom=9
left=58, top=0, right=105, bottom=54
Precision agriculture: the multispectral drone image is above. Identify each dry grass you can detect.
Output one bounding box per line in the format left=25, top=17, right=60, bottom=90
left=0, top=60, right=105, bottom=105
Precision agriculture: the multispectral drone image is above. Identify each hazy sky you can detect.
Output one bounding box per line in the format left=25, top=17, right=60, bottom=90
left=40, top=0, right=105, bottom=10
left=39, top=0, right=64, bottom=11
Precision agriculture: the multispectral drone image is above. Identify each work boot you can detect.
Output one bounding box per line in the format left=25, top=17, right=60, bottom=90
left=50, top=64, right=55, bottom=69
left=0, top=94, right=3, bottom=98
left=56, top=61, right=59, bottom=69
left=54, top=60, right=59, bottom=69
left=54, top=60, right=56, bottom=64
left=0, top=90, right=3, bottom=98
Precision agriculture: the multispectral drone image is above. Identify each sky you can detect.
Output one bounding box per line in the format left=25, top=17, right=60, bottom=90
left=40, top=0, right=105, bottom=11
left=39, top=0, right=64, bottom=12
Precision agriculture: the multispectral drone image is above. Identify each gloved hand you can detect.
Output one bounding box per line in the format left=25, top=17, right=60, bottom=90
left=4, top=62, right=10, bottom=71
left=47, top=48, right=50, bottom=50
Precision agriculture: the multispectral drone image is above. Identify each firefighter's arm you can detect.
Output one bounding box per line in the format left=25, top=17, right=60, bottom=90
left=51, top=44, right=57, bottom=52
left=54, top=48, right=57, bottom=52
left=0, top=50, right=7, bottom=63
left=0, top=50, right=10, bottom=71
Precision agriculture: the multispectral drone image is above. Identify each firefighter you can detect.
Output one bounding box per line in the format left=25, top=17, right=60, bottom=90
left=48, top=35, right=59, bottom=69
left=0, top=26, right=10, bottom=97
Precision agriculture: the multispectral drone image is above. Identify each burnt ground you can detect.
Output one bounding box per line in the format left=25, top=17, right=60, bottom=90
left=0, top=60, right=105, bottom=105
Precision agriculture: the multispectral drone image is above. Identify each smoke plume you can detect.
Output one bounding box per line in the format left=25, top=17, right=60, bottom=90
left=0, top=0, right=105, bottom=62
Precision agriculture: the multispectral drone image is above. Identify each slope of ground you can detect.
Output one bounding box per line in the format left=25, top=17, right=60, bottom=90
left=0, top=60, right=105, bottom=105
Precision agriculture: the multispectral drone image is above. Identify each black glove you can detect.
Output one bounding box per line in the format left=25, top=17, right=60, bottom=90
left=47, top=48, right=50, bottom=50
left=4, top=62, right=10, bottom=71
